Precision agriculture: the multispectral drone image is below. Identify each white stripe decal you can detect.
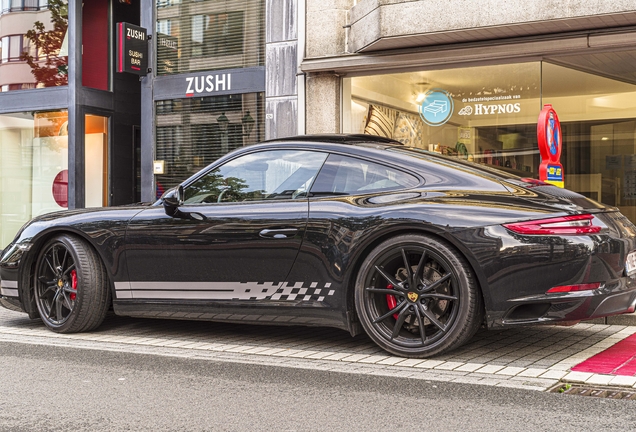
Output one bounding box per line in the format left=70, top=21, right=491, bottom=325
left=114, top=282, right=133, bottom=299
left=0, top=280, right=18, bottom=289
left=0, top=288, right=18, bottom=297
left=115, top=281, right=336, bottom=302
left=114, top=281, right=131, bottom=290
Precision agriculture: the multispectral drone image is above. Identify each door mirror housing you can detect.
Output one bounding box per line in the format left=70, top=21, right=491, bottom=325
left=163, top=185, right=184, bottom=217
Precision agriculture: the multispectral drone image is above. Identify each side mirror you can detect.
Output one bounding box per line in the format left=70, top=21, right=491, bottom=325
left=163, top=185, right=184, bottom=217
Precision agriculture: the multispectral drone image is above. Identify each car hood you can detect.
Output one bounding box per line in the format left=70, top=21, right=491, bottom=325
left=30, top=204, right=151, bottom=224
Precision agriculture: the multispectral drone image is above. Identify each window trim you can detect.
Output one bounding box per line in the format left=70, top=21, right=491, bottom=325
left=1, top=0, right=48, bottom=14
left=308, top=153, right=423, bottom=198
left=179, top=148, right=330, bottom=206
left=0, top=34, right=35, bottom=63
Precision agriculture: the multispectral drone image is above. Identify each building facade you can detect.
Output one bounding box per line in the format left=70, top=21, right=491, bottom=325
left=4, top=0, right=636, bottom=249
left=0, top=0, right=300, bottom=248
left=302, top=0, right=636, bottom=225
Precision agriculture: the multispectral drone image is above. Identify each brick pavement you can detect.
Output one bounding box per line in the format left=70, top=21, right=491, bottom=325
left=0, top=308, right=635, bottom=391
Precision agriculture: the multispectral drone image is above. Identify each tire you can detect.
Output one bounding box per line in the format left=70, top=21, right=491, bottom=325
left=354, top=234, right=483, bottom=358
left=33, top=234, right=111, bottom=333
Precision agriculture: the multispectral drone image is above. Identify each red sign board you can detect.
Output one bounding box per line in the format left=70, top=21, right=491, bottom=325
left=537, top=104, right=564, bottom=188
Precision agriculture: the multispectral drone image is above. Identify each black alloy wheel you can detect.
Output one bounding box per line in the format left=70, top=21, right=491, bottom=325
left=34, top=234, right=110, bottom=333
left=355, top=234, right=483, bottom=358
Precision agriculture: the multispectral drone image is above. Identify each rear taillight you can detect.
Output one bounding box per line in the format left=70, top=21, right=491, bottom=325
left=503, top=214, right=601, bottom=235
left=546, top=283, right=601, bottom=294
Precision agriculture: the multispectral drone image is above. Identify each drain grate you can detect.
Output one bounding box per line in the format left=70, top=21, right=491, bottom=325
left=551, top=383, right=636, bottom=400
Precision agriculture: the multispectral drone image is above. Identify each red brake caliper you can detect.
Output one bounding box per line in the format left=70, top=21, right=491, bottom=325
left=70, top=269, right=77, bottom=300
left=385, top=284, right=399, bottom=319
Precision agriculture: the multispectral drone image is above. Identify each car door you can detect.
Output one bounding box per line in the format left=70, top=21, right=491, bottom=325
left=120, top=149, right=328, bottom=302
left=285, top=153, right=421, bottom=300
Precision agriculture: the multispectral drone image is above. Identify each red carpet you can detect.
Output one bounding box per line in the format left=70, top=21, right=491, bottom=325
left=572, top=333, right=636, bottom=376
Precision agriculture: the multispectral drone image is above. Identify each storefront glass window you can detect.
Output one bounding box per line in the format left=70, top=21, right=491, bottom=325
left=344, top=58, right=636, bottom=224
left=542, top=61, right=636, bottom=222
left=155, top=0, right=264, bottom=75
left=0, top=110, right=68, bottom=249
left=85, top=114, right=109, bottom=207
left=154, top=92, right=263, bottom=197
left=0, top=0, right=68, bottom=88
left=345, top=63, right=542, bottom=176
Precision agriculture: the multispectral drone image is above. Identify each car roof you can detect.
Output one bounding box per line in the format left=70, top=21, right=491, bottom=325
left=263, top=134, right=404, bottom=149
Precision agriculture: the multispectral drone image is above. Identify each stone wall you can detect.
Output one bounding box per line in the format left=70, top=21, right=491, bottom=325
left=266, top=0, right=299, bottom=139
left=349, top=0, right=636, bottom=52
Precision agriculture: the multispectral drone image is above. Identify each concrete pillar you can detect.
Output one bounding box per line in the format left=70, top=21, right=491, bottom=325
left=306, top=72, right=340, bottom=134
left=266, top=0, right=299, bottom=139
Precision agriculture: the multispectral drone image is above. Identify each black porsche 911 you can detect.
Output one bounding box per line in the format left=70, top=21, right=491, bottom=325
left=2, top=134, right=636, bottom=358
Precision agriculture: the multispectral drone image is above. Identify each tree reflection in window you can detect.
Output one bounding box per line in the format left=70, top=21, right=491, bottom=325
left=183, top=150, right=328, bottom=204
left=20, top=0, right=68, bottom=87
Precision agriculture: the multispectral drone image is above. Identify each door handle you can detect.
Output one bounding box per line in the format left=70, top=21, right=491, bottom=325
left=259, top=228, right=298, bottom=239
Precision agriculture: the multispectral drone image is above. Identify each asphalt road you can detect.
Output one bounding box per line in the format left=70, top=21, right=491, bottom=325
left=0, top=342, right=634, bottom=431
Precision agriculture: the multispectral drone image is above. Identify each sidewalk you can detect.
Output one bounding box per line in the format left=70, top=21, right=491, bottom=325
left=1, top=307, right=635, bottom=391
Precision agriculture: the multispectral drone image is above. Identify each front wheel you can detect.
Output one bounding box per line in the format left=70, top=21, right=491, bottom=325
left=355, top=234, right=483, bottom=358
left=34, top=234, right=111, bottom=333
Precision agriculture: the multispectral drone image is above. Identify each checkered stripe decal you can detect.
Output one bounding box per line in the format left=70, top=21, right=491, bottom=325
left=114, top=281, right=336, bottom=302
left=270, top=282, right=334, bottom=302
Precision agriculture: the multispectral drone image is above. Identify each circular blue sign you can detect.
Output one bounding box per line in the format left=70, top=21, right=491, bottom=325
left=419, top=89, right=454, bottom=126
left=547, top=114, right=560, bottom=156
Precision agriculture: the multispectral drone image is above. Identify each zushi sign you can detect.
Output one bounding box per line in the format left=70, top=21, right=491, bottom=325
left=537, top=104, right=564, bottom=188
left=153, top=67, right=266, bottom=101
left=116, top=23, right=148, bottom=76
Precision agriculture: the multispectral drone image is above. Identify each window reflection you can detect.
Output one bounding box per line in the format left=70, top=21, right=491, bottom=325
left=0, top=0, right=67, bottom=90
left=155, top=93, right=264, bottom=196
left=155, top=0, right=263, bottom=75
left=0, top=110, right=69, bottom=249
left=183, top=150, right=328, bottom=204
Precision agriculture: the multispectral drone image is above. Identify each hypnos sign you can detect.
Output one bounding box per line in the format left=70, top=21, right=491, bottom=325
left=153, top=67, right=265, bottom=101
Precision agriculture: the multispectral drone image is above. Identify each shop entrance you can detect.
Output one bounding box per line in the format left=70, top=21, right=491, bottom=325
left=343, top=59, right=636, bottom=224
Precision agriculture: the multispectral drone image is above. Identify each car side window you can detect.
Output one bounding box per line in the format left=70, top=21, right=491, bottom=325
left=310, top=154, right=419, bottom=196
left=183, top=150, right=328, bottom=204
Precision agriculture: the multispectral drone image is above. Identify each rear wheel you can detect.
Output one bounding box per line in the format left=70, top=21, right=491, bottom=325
left=34, top=234, right=110, bottom=333
left=355, top=234, right=483, bottom=358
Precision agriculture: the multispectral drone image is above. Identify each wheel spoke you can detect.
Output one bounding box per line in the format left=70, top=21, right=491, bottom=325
left=48, top=291, right=60, bottom=318
left=60, top=248, right=68, bottom=272
left=365, top=287, right=405, bottom=296
left=45, top=255, right=56, bottom=275
left=391, top=305, right=411, bottom=341
left=52, top=246, right=59, bottom=270
left=61, top=293, right=73, bottom=311
left=55, top=292, right=63, bottom=320
left=419, top=304, right=447, bottom=333
left=40, top=284, right=57, bottom=299
left=413, top=303, right=428, bottom=345
left=38, top=275, right=56, bottom=284
left=414, top=250, right=427, bottom=285
left=422, top=273, right=451, bottom=292
left=420, top=293, right=458, bottom=301
left=374, top=265, right=401, bottom=287
left=400, top=249, right=413, bottom=281
left=373, top=301, right=407, bottom=324
left=62, top=263, right=76, bottom=276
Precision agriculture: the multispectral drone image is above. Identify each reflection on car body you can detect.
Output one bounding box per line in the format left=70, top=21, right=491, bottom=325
left=2, top=134, right=636, bottom=358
